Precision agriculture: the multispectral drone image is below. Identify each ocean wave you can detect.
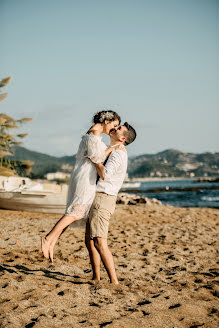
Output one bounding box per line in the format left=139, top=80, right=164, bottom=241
left=201, top=196, right=219, bottom=202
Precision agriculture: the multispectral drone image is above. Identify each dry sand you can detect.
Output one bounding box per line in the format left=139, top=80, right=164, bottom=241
left=0, top=204, right=219, bottom=328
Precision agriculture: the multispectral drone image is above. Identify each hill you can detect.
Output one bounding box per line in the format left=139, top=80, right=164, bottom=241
left=8, top=147, right=76, bottom=178
left=8, top=147, right=219, bottom=178
left=127, top=149, right=219, bottom=178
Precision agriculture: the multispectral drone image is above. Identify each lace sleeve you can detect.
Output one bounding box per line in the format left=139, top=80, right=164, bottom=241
left=85, top=134, right=106, bottom=164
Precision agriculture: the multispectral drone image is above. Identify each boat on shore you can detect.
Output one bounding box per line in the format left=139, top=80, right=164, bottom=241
left=0, top=176, right=68, bottom=214
left=0, top=190, right=67, bottom=214
left=122, top=181, right=141, bottom=189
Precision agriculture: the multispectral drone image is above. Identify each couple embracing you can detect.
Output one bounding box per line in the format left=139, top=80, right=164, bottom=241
left=41, top=110, right=136, bottom=284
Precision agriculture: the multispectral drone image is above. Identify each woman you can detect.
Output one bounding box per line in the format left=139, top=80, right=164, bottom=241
left=41, top=110, right=122, bottom=262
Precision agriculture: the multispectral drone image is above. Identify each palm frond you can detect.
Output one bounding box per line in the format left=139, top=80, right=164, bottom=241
left=0, top=150, right=12, bottom=157
left=11, top=141, right=22, bottom=146
left=0, top=77, right=12, bottom=87
left=0, top=167, right=15, bottom=177
left=0, top=93, right=8, bottom=102
left=3, top=124, right=18, bottom=129
left=17, top=117, right=33, bottom=123
left=21, top=160, right=34, bottom=169
left=17, top=133, right=28, bottom=138
left=0, top=114, right=16, bottom=122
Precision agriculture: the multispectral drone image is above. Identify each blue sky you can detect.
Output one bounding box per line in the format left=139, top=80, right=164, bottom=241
left=1, top=0, right=218, bottom=157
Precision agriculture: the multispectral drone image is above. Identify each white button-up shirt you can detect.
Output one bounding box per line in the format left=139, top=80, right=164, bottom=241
left=96, top=149, right=128, bottom=196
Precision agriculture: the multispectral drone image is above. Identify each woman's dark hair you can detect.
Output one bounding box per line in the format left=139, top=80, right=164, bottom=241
left=92, top=110, right=121, bottom=125
left=123, top=122, right=137, bottom=146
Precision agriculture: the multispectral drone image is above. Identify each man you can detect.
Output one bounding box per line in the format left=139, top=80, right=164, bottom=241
left=85, top=122, right=136, bottom=284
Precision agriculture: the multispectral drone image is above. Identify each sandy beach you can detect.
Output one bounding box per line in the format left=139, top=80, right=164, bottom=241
left=0, top=204, right=218, bottom=328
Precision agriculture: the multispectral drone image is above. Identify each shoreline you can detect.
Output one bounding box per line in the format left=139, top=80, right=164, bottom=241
left=121, top=185, right=219, bottom=194
left=127, top=176, right=219, bottom=182
left=128, top=177, right=196, bottom=182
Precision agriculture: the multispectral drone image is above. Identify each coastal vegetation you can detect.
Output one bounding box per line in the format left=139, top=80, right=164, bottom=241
left=0, top=77, right=33, bottom=176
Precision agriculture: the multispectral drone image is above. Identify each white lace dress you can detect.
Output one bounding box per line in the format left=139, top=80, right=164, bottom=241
left=65, top=133, right=107, bottom=222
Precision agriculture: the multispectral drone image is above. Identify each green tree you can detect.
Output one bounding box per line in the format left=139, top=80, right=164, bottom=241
left=0, top=77, right=33, bottom=176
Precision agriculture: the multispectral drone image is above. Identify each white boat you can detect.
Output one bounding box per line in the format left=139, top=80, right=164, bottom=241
left=0, top=190, right=67, bottom=214
left=0, top=176, right=68, bottom=214
left=122, top=181, right=141, bottom=189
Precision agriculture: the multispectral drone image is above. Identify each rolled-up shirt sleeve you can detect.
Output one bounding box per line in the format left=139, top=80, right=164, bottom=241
left=103, top=150, right=124, bottom=180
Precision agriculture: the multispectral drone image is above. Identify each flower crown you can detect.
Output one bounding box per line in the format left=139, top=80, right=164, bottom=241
left=98, top=111, right=115, bottom=123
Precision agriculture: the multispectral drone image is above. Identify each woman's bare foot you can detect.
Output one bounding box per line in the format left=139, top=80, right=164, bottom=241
left=41, top=236, right=50, bottom=259
left=49, top=244, right=54, bottom=263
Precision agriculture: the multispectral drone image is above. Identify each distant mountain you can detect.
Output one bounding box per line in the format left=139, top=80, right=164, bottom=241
left=127, top=149, right=219, bottom=178
left=8, top=147, right=219, bottom=178
left=8, top=147, right=76, bottom=178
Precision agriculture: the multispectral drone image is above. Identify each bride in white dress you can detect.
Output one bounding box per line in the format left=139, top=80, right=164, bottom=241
left=41, top=110, right=122, bottom=262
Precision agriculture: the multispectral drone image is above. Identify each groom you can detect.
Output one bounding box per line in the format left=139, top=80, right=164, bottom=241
left=85, top=122, right=136, bottom=284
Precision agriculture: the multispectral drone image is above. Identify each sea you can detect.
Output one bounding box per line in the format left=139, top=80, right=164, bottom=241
left=123, top=179, right=219, bottom=208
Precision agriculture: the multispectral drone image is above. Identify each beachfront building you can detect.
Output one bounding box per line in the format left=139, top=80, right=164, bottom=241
left=45, top=172, right=71, bottom=181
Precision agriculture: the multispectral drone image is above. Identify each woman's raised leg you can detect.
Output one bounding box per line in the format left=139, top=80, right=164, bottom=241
left=41, top=214, right=79, bottom=262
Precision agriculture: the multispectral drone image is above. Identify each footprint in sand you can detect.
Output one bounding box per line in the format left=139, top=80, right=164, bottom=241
left=137, top=300, right=151, bottom=305
left=57, top=291, right=64, bottom=296
left=151, top=293, right=160, bottom=298
left=2, top=283, right=8, bottom=288
left=99, top=321, right=113, bottom=327
left=25, top=315, right=44, bottom=328
left=89, top=302, right=101, bottom=307
left=16, top=275, right=24, bottom=282
left=168, top=303, right=181, bottom=309
left=142, top=310, right=150, bottom=316
left=212, top=290, right=219, bottom=298
left=25, top=323, right=36, bottom=328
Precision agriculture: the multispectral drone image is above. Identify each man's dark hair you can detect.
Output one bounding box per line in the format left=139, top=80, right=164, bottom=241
left=123, top=122, right=136, bottom=146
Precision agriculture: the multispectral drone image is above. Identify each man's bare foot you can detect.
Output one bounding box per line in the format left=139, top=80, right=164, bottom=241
left=92, top=277, right=101, bottom=281
left=41, top=236, right=50, bottom=259
left=89, top=280, right=100, bottom=286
